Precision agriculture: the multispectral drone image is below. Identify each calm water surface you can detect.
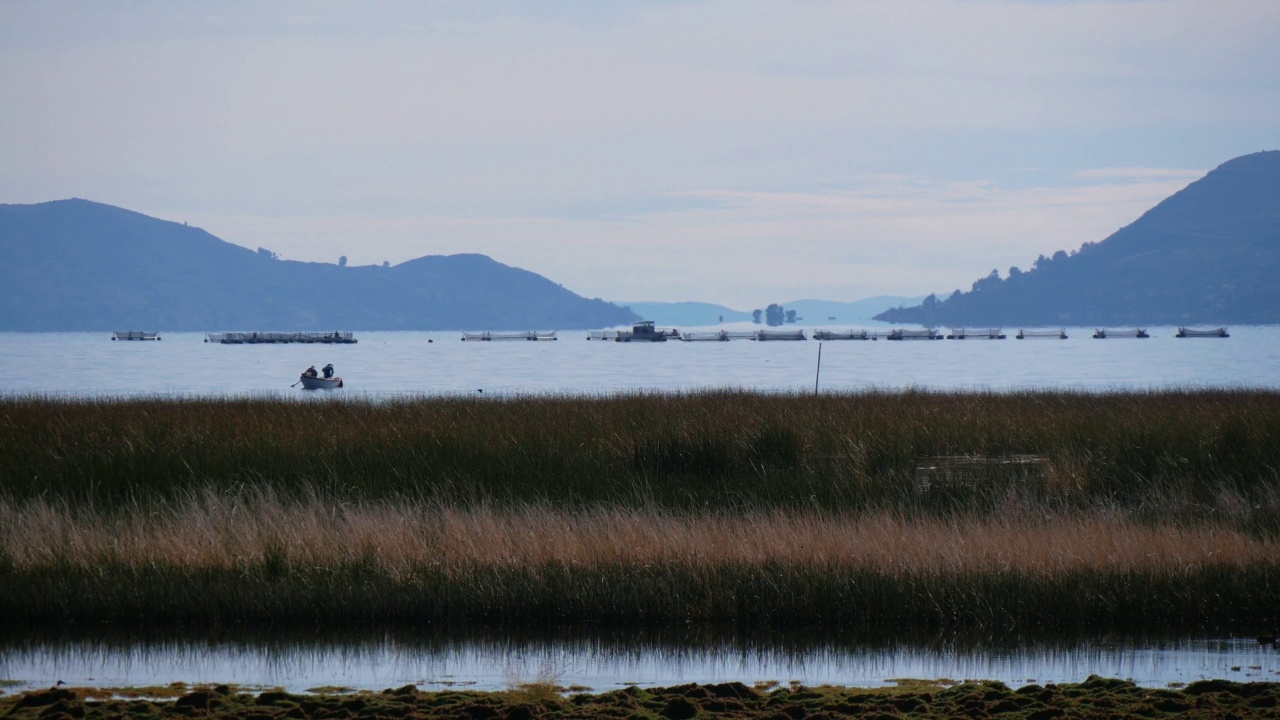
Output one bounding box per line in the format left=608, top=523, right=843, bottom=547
left=2, top=324, right=1278, bottom=396
left=3, top=631, right=1279, bottom=693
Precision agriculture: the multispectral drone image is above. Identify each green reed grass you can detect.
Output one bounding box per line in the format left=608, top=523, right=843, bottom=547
left=4, top=555, right=1276, bottom=630
left=3, top=390, right=1280, bottom=528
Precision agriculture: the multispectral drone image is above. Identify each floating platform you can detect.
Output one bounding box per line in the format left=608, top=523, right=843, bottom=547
left=887, top=329, right=943, bottom=341
left=679, top=331, right=731, bottom=341
left=1017, top=329, right=1068, bottom=339
left=112, top=331, right=159, bottom=341
left=1176, top=327, right=1229, bottom=338
left=463, top=331, right=557, bottom=341
left=677, top=330, right=762, bottom=341
left=755, top=329, right=807, bottom=341
left=946, top=328, right=1006, bottom=340
left=1093, top=328, right=1149, bottom=339
left=812, top=330, right=877, bottom=341
left=587, top=321, right=678, bottom=342
left=205, top=331, right=357, bottom=344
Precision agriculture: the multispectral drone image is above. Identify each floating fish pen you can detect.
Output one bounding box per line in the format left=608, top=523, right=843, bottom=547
left=946, top=328, right=1006, bottom=340
left=887, top=328, right=943, bottom=341
left=1177, top=327, right=1229, bottom=338
left=463, top=331, right=557, bottom=341
left=604, top=321, right=679, bottom=342
left=1093, top=328, right=1149, bottom=339
left=112, top=331, right=159, bottom=341
left=205, top=331, right=356, bottom=344
left=812, top=329, right=877, bottom=341
left=587, top=330, right=622, bottom=340
left=1016, top=329, right=1068, bottom=339
left=679, top=330, right=731, bottom=341
left=755, top=329, right=807, bottom=341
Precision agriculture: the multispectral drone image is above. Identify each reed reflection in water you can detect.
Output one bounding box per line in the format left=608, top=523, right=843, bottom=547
left=3, top=628, right=1278, bottom=693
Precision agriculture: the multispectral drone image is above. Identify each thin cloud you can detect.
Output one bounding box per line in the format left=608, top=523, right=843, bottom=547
left=1076, top=167, right=1206, bottom=181
left=175, top=172, right=1198, bottom=308
left=1, top=1, right=1276, bottom=307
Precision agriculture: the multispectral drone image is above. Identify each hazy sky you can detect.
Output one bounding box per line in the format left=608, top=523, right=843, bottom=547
left=3, top=1, right=1278, bottom=308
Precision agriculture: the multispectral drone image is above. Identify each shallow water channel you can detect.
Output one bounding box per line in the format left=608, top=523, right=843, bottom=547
left=3, top=629, right=1278, bottom=694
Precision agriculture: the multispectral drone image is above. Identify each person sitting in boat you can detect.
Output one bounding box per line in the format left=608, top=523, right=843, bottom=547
left=322, top=363, right=335, bottom=379
left=303, top=365, right=319, bottom=378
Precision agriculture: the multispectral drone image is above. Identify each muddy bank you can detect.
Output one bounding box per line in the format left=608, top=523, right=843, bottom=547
left=4, top=677, right=1279, bottom=719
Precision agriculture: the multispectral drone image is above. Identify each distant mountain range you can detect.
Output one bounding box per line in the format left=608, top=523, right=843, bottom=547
left=876, top=150, right=1280, bottom=327
left=0, top=199, right=638, bottom=331
left=20, top=153, right=1271, bottom=336
left=619, top=297, right=925, bottom=326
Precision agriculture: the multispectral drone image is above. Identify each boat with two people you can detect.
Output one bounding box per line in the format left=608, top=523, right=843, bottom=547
left=297, top=363, right=344, bottom=389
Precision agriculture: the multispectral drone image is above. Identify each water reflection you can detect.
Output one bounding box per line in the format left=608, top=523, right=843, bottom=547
left=2, top=627, right=1278, bottom=693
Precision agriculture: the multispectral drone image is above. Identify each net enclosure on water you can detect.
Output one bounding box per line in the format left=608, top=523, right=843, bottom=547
left=1177, top=326, right=1230, bottom=338
left=204, top=331, right=356, bottom=344
left=462, top=331, right=558, bottom=341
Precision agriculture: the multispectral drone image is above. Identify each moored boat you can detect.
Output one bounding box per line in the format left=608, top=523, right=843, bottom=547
left=614, top=321, right=677, bottom=342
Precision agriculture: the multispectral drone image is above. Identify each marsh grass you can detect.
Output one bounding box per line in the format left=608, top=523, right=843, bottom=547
left=4, top=389, right=1280, bottom=527
left=5, top=494, right=1276, bottom=574
left=2, top=492, right=1278, bottom=629
left=4, top=390, right=1280, bottom=629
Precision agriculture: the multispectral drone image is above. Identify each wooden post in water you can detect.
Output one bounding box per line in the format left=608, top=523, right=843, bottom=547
left=814, top=342, right=823, bottom=395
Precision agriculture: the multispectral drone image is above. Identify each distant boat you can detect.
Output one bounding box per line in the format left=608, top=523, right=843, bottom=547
left=112, top=331, right=159, bottom=341
left=614, top=321, right=677, bottom=342
left=299, top=375, right=344, bottom=389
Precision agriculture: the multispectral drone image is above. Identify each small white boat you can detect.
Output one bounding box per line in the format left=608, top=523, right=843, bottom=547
left=299, top=375, right=344, bottom=389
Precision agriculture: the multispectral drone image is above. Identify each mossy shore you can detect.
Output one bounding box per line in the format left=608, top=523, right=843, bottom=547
left=5, top=678, right=1280, bottom=720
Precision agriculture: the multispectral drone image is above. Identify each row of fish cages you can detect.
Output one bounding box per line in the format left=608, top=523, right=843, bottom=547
left=810, top=327, right=1229, bottom=340
left=204, top=331, right=357, bottom=344
left=585, top=327, right=810, bottom=342
left=461, top=331, right=558, bottom=341
left=571, top=324, right=1231, bottom=343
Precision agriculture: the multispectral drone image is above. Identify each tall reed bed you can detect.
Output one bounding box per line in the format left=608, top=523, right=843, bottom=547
left=3, top=390, right=1279, bottom=629
left=2, top=491, right=1277, bottom=629
left=10, top=491, right=1276, bottom=574
left=3, top=390, right=1280, bottom=528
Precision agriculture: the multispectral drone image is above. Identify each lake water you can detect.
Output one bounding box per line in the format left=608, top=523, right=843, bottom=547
left=2, top=324, right=1278, bottom=397
left=5, top=325, right=1279, bottom=692
left=3, top=631, right=1278, bottom=694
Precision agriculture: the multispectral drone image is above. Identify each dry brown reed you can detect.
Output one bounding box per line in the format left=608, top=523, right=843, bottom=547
left=5, top=492, right=1274, bottom=578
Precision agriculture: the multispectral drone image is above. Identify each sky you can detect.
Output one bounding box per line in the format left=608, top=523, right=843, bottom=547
left=2, top=1, right=1278, bottom=309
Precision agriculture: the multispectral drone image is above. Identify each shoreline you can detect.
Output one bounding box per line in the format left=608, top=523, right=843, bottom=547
left=5, top=678, right=1280, bottom=719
